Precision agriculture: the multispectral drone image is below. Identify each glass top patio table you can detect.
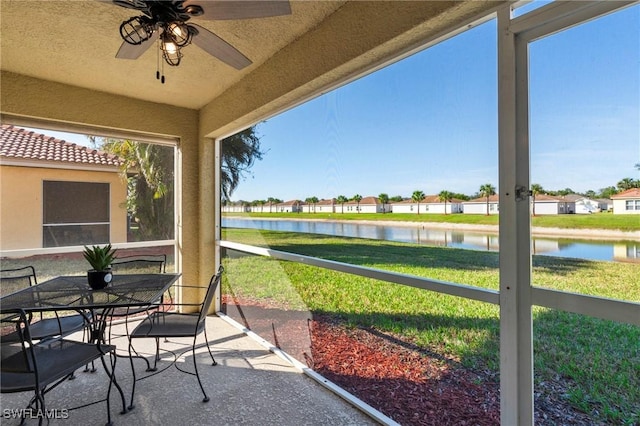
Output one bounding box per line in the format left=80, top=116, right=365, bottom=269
left=0, top=273, right=181, bottom=313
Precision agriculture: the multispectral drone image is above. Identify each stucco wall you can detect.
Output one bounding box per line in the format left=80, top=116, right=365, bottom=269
left=0, top=165, right=127, bottom=250
left=533, top=202, right=559, bottom=215
left=1, top=72, right=208, bottom=308
left=613, top=198, right=640, bottom=214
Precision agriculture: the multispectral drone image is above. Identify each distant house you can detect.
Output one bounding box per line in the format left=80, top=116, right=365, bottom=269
left=611, top=188, right=640, bottom=214
left=344, top=196, right=384, bottom=213
left=421, top=195, right=464, bottom=214
left=595, top=198, right=613, bottom=212
left=463, top=195, right=499, bottom=215
left=572, top=197, right=600, bottom=214
left=222, top=201, right=250, bottom=213
left=532, top=194, right=574, bottom=215
left=276, top=200, right=302, bottom=213
left=392, top=195, right=463, bottom=214
left=0, top=125, right=127, bottom=251
left=316, top=198, right=336, bottom=213
left=557, top=194, right=599, bottom=214
left=391, top=199, right=417, bottom=214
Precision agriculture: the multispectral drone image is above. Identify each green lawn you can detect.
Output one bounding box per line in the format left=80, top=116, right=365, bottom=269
left=222, top=228, right=640, bottom=424
left=224, top=211, right=640, bottom=231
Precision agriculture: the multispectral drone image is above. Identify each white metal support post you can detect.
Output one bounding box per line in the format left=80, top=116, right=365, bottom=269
left=498, top=4, right=534, bottom=425
left=213, top=136, right=222, bottom=311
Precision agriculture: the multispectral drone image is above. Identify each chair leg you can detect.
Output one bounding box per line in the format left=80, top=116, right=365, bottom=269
left=192, top=337, right=209, bottom=403
left=105, top=355, right=114, bottom=426
left=128, top=338, right=138, bottom=410
left=35, top=389, right=45, bottom=426
left=203, top=326, right=217, bottom=366
left=153, top=337, right=160, bottom=367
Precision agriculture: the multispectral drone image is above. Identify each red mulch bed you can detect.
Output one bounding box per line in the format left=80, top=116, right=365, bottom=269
left=222, top=297, right=597, bottom=425
left=309, top=317, right=500, bottom=425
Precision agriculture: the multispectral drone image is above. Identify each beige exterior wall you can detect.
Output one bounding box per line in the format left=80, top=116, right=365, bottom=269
left=0, top=165, right=127, bottom=250
left=612, top=198, right=640, bottom=214
left=1, top=72, right=207, bottom=308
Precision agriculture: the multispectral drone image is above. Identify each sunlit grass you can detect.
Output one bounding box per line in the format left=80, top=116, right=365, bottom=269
left=222, top=228, right=640, bottom=423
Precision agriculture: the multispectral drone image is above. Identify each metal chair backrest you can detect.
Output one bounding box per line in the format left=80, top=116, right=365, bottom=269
left=0, top=266, right=37, bottom=297
left=0, top=309, right=35, bottom=372
left=110, top=254, right=167, bottom=274
left=196, top=265, right=224, bottom=328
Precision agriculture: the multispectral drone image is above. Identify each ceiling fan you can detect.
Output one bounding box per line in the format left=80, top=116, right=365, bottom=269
left=110, top=0, right=291, bottom=82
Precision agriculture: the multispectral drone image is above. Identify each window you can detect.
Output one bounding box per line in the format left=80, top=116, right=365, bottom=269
left=43, top=181, right=110, bottom=247
left=626, top=200, right=640, bottom=210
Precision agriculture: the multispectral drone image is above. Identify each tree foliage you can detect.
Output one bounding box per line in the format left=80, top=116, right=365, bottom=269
left=411, top=190, right=424, bottom=214
left=617, top=177, right=640, bottom=191
left=220, top=126, right=264, bottom=202
left=479, top=183, right=496, bottom=216
left=98, top=138, right=174, bottom=241
left=438, top=190, right=453, bottom=215
left=378, top=193, right=389, bottom=213
left=336, top=195, right=348, bottom=213
left=352, top=194, right=363, bottom=213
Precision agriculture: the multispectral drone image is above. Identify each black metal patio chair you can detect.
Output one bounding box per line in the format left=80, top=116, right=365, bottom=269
left=0, top=266, right=88, bottom=341
left=103, top=254, right=170, bottom=338
left=0, top=309, right=119, bottom=426
left=127, top=265, right=223, bottom=408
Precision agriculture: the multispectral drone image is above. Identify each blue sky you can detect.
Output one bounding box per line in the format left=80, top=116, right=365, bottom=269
left=231, top=3, right=639, bottom=202
left=25, top=3, right=639, bottom=202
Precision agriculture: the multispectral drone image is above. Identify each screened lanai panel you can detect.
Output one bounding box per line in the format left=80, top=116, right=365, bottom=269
left=220, top=17, right=503, bottom=425
left=43, top=180, right=110, bottom=247
left=222, top=17, right=499, bottom=285
left=526, top=4, right=640, bottom=424
left=528, top=4, right=640, bottom=299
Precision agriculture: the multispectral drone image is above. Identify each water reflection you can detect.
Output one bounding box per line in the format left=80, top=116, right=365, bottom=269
left=222, top=218, right=639, bottom=263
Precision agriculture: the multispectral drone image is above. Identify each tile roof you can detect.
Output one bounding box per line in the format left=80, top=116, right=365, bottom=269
left=465, top=194, right=499, bottom=203
left=534, top=194, right=562, bottom=202
left=392, top=195, right=464, bottom=204
left=611, top=188, right=640, bottom=199
left=345, top=196, right=380, bottom=205
left=0, top=125, right=123, bottom=167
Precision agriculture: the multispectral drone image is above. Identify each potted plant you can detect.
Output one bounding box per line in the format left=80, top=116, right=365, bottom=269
left=83, top=244, right=117, bottom=289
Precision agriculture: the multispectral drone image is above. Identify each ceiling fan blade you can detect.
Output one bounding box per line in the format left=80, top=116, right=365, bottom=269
left=184, top=1, right=291, bottom=20
left=191, top=24, right=252, bottom=70
left=112, top=0, right=148, bottom=10
left=115, top=32, right=158, bottom=60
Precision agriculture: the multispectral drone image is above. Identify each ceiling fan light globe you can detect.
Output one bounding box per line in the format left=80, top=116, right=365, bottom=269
left=167, top=22, right=192, bottom=47
left=162, top=50, right=182, bottom=66
left=161, top=35, right=182, bottom=66
left=120, top=16, right=153, bottom=45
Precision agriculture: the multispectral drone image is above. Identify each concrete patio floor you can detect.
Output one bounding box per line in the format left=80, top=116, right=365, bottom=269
left=1, top=315, right=381, bottom=425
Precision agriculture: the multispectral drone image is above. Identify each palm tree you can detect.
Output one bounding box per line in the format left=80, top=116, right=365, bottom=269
left=267, top=197, right=275, bottom=212
left=100, top=139, right=174, bottom=240
left=599, top=186, right=618, bottom=198
left=336, top=195, right=348, bottom=213
left=411, top=190, right=424, bottom=214
left=352, top=194, right=363, bottom=213
left=378, top=193, right=389, bottom=213
left=530, top=183, right=544, bottom=216
left=438, top=190, right=453, bottom=215
left=617, top=177, right=639, bottom=191
left=479, top=183, right=496, bottom=216
left=305, top=196, right=319, bottom=213
left=219, top=126, right=264, bottom=201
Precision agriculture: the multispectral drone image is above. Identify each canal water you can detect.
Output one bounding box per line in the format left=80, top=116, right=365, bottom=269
left=223, top=217, right=640, bottom=263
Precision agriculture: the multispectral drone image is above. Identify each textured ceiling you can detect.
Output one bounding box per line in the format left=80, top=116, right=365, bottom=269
left=0, top=0, right=346, bottom=109
left=1, top=0, right=504, bottom=130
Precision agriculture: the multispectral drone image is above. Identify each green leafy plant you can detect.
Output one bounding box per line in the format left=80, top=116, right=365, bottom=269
left=82, top=244, right=117, bottom=272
